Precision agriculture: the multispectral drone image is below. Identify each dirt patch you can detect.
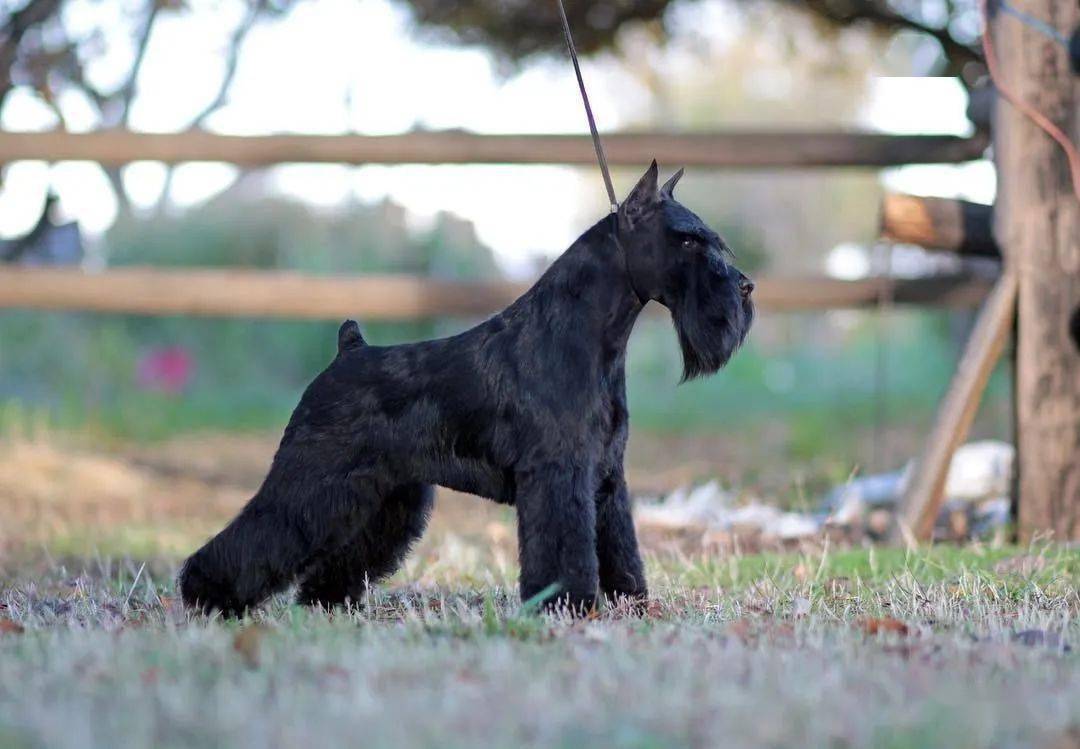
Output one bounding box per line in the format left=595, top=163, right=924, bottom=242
left=0, top=433, right=519, bottom=560
left=0, top=428, right=919, bottom=560
left=0, top=436, right=248, bottom=554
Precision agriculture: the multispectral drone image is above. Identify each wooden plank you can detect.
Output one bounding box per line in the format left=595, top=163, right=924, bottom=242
left=993, top=0, right=1080, bottom=542
left=880, top=193, right=999, bottom=258
left=0, top=266, right=994, bottom=320
left=0, top=268, right=525, bottom=321
left=0, top=129, right=990, bottom=169
left=889, top=271, right=1018, bottom=545
left=755, top=275, right=992, bottom=310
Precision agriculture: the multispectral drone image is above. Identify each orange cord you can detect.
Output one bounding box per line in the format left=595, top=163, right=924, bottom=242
left=981, top=0, right=1080, bottom=205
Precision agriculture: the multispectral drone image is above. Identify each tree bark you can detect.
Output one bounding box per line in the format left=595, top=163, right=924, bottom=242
left=993, top=0, right=1080, bottom=541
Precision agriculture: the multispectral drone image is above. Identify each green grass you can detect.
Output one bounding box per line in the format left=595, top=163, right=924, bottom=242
left=1, top=546, right=1077, bottom=749
left=0, top=308, right=1013, bottom=444
left=661, top=544, right=1080, bottom=587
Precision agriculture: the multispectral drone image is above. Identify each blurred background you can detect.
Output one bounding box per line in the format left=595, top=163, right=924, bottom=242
left=0, top=0, right=1009, bottom=555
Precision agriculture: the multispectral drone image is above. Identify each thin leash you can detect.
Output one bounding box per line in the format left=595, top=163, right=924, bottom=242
left=553, top=0, right=649, bottom=304
left=554, top=0, right=619, bottom=213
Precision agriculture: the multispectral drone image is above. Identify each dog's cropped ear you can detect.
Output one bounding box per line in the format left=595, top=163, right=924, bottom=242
left=619, top=159, right=659, bottom=229
left=660, top=168, right=684, bottom=200
left=337, top=319, right=366, bottom=354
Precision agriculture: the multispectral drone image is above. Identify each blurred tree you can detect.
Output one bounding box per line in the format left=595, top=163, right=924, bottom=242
left=107, top=189, right=500, bottom=280
left=0, top=0, right=973, bottom=261
left=0, top=0, right=291, bottom=209
left=565, top=7, right=887, bottom=277
left=0, top=0, right=986, bottom=139
left=397, top=0, right=983, bottom=78
left=0, top=0, right=294, bottom=115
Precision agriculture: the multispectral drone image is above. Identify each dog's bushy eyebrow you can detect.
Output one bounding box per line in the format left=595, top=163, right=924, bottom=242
left=717, top=237, right=737, bottom=260
left=663, top=205, right=703, bottom=234
left=678, top=227, right=713, bottom=243
left=664, top=204, right=725, bottom=252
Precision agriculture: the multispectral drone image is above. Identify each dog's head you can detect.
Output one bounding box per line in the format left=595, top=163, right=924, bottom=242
left=617, top=161, right=754, bottom=380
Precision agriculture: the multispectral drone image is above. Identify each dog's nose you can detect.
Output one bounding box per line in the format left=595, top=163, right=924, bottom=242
left=739, top=277, right=754, bottom=299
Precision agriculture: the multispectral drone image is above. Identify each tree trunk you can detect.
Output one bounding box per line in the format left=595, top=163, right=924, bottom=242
left=993, top=0, right=1080, bottom=541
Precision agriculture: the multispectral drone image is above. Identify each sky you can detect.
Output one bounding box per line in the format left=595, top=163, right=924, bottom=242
left=0, top=0, right=995, bottom=276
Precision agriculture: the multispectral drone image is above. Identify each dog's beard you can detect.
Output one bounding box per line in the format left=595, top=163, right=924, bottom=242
left=671, top=284, right=753, bottom=382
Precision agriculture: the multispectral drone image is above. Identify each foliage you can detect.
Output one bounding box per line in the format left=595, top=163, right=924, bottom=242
left=108, top=192, right=500, bottom=279
left=1, top=0, right=984, bottom=134
left=394, top=0, right=983, bottom=76
left=399, top=0, right=673, bottom=60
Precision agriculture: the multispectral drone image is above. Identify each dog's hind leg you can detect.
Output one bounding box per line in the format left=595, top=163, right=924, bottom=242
left=595, top=474, right=647, bottom=606
left=296, top=482, right=434, bottom=608
left=179, top=474, right=379, bottom=616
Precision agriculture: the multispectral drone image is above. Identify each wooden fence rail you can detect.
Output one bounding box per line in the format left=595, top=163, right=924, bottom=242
left=880, top=193, right=999, bottom=257
left=0, top=266, right=993, bottom=320
left=0, top=129, right=989, bottom=169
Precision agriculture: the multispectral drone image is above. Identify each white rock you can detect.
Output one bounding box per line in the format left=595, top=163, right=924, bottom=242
left=943, top=441, right=1014, bottom=502
left=767, top=512, right=823, bottom=539
left=723, top=503, right=782, bottom=529
left=635, top=481, right=736, bottom=529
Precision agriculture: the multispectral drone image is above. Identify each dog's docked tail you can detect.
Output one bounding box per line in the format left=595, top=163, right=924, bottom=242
left=337, top=319, right=366, bottom=354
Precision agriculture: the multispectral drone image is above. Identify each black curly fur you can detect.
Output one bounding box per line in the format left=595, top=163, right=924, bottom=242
left=178, top=162, right=754, bottom=616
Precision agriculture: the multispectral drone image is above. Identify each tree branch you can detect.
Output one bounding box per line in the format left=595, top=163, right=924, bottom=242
left=99, top=0, right=163, bottom=215
left=158, top=0, right=265, bottom=211
left=0, top=0, right=64, bottom=108
left=188, top=0, right=265, bottom=127
left=116, top=0, right=162, bottom=125
left=791, top=0, right=981, bottom=76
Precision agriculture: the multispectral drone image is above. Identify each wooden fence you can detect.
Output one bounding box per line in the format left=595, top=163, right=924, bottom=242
left=4, top=125, right=1044, bottom=544
left=0, top=129, right=988, bottom=168
left=0, top=266, right=993, bottom=320
left=0, top=126, right=995, bottom=323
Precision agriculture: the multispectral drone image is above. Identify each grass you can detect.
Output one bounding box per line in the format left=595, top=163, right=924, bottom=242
left=0, top=307, right=1013, bottom=448
left=1, top=544, right=1078, bottom=749
left=0, top=434, right=1071, bottom=748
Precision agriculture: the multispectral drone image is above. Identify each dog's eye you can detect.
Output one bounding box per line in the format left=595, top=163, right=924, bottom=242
left=681, top=236, right=696, bottom=249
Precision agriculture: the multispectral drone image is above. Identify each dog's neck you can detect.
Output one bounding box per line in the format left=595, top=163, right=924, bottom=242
left=515, top=214, right=645, bottom=360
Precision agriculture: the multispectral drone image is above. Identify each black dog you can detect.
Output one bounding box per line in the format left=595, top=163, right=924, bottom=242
left=179, top=162, right=754, bottom=615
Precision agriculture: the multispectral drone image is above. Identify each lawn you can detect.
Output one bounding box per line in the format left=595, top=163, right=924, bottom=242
left=0, top=431, right=1075, bottom=748
left=1, top=542, right=1078, bottom=749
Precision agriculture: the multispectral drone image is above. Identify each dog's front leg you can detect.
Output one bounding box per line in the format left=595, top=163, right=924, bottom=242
left=595, top=473, right=648, bottom=607
left=515, top=461, right=599, bottom=614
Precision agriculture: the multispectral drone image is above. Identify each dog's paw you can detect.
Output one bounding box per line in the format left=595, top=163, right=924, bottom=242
left=178, top=556, right=247, bottom=618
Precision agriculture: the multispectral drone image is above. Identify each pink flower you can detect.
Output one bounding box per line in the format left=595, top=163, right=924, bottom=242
left=136, top=346, right=195, bottom=394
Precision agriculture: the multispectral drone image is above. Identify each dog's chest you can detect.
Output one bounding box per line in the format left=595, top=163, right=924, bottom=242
left=595, top=370, right=629, bottom=472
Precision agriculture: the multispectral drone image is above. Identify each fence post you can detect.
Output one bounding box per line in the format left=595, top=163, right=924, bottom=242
left=992, top=0, right=1080, bottom=541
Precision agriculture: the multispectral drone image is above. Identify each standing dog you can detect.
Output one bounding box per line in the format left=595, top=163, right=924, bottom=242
left=179, top=162, right=754, bottom=615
